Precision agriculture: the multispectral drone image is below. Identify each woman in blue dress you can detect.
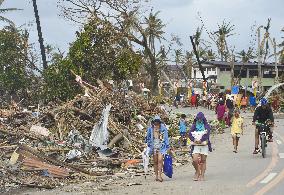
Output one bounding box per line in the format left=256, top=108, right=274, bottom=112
left=145, top=116, right=170, bottom=182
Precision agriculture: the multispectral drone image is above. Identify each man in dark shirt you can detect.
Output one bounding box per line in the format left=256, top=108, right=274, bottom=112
left=252, top=98, right=274, bottom=154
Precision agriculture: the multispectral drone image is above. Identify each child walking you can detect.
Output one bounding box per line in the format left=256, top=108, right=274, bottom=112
left=179, top=114, right=187, bottom=147
left=231, top=109, right=244, bottom=153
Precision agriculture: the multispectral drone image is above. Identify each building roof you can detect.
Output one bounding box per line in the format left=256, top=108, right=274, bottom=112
left=163, top=65, right=186, bottom=80
left=203, top=60, right=284, bottom=68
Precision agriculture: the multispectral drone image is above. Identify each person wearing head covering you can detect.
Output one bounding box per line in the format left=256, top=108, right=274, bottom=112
left=145, top=116, right=170, bottom=182
left=231, top=109, right=244, bottom=153
left=189, top=112, right=212, bottom=181
left=252, top=98, right=274, bottom=154
left=216, top=100, right=226, bottom=129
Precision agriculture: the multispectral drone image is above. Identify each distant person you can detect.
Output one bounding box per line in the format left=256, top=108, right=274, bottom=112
left=226, top=96, right=235, bottom=126
left=202, top=93, right=207, bottom=107
left=207, top=94, right=212, bottom=109
left=241, top=95, right=248, bottom=112
left=236, top=95, right=241, bottom=109
left=179, top=114, right=187, bottom=147
left=210, top=95, right=217, bottom=110
left=174, top=94, right=181, bottom=108
left=189, top=112, right=212, bottom=181
left=216, top=101, right=226, bottom=129
left=145, top=116, right=170, bottom=182
left=249, top=94, right=257, bottom=112
left=191, top=93, right=197, bottom=109
left=196, top=93, right=200, bottom=108
left=231, top=109, right=244, bottom=153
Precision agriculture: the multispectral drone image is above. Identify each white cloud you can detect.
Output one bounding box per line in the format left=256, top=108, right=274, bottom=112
left=2, top=0, right=283, bottom=55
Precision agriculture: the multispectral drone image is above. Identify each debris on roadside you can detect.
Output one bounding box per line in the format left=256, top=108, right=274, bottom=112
left=0, top=79, right=170, bottom=193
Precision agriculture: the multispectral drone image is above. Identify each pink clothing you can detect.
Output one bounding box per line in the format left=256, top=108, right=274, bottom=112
left=217, top=105, right=226, bottom=120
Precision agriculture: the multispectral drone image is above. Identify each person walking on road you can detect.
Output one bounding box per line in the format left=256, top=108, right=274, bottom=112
left=202, top=93, right=207, bottom=107
left=252, top=98, right=274, bottom=154
left=226, top=96, right=235, bottom=126
left=241, top=95, right=248, bottom=112
left=145, top=116, right=170, bottom=182
left=231, top=109, right=244, bottom=153
left=179, top=114, right=187, bottom=147
left=249, top=93, right=257, bottom=112
left=236, top=95, right=241, bottom=109
left=216, top=100, right=226, bottom=129
left=189, top=112, right=212, bottom=181
left=174, top=93, right=181, bottom=108
left=191, top=93, right=197, bottom=109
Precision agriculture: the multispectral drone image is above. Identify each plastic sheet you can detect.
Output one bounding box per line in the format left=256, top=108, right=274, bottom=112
left=163, top=154, right=173, bottom=178
left=89, top=104, right=112, bottom=150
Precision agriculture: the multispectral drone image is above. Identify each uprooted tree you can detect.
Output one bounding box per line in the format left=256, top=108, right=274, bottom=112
left=58, top=0, right=168, bottom=95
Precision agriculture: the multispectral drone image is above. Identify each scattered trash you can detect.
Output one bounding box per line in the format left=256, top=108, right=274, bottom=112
left=127, top=182, right=142, bottom=186
left=97, top=148, right=116, bottom=158
left=30, top=125, right=50, bottom=137
left=66, top=149, right=82, bottom=160
left=142, top=147, right=150, bottom=177
left=0, top=80, right=175, bottom=193
left=89, top=104, right=112, bottom=150
left=9, top=150, right=19, bottom=165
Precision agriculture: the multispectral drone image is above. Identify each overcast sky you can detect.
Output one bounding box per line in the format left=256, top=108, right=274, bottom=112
left=2, top=0, right=284, bottom=57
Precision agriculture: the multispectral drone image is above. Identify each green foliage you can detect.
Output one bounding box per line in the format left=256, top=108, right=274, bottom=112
left=0, top=26, right=30, bottom=96
left=114, top=48, right=142, bottom=81
left=42, top=56, right=82, bottom=102
left=237, top=47, right=255, bottom=63
left=69, top=20, right=142, bottom=83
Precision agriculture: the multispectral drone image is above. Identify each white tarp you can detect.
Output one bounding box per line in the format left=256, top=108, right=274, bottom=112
left=142, top=147, right=150, bottom=176
left=258, top=83, right=284, bottom=107
left=89, top=104, right=112, bottom=150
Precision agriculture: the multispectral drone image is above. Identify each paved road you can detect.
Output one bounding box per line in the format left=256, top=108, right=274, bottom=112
left=21, top=107, right=284, bottom=195
left=105, top=107, right=284, bottom=195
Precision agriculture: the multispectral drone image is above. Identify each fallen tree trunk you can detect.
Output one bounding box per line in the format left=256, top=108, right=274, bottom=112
left=108, top=133, right=123, bottom=148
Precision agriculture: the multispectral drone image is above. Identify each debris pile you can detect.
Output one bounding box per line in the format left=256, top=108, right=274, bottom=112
left=0, top=80, right=168, bottom=193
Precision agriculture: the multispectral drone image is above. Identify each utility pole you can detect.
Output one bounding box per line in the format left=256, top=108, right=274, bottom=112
left=32, top=0, right=48, bottom=70
left=257, top=26, right=264, bottom=91
left=230, top=54, right=235, bottom=87
left=273, top=38, right=279, bottom=82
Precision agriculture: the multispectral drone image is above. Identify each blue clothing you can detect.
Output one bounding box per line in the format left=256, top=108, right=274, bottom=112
left=145, top=123, right=170, bottom=155
left=180, top=132, right=186, bottom=137
left=189, top=112, right=212, bottom=153
left=231, top=86, right=239, bottom=94
left=249, top=96, right=256, bottom=106
left=195, top=121, right=205, bottom=132
left=179, top=119, right=187, bottom=133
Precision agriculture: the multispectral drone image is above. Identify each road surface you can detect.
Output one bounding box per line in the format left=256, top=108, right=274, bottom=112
left=20, top=107, right=284, bottom=195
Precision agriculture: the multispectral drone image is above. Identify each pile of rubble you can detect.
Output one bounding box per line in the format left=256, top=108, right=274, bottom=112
left=0, top=80, right=168, bottom=192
